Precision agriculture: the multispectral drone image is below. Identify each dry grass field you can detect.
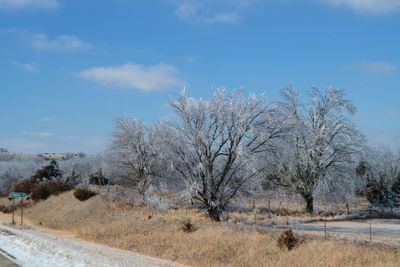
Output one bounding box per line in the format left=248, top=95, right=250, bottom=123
left=1, top=192, right=400, bottom=267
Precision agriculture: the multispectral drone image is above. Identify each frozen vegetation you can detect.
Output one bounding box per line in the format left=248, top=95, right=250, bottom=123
left=0, top=87, right=399, bottom=221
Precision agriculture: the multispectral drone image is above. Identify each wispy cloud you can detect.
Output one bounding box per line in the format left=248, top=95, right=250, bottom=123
left=322, top=0, right=400, bottom=15
left=10, top=60, right=39, bottom=72
left=0, top=0, right=59, bottom=10
left=30, top=34, right=90, bottom=51
left=345, top=62, right=399, bottom=75
left=171, top=0, right=257, bottom=24
left=0, top=30, right=89, bottom=51
left=21, top=131, right=54, bottom=137
left=79, top=62, right=185, bottom=92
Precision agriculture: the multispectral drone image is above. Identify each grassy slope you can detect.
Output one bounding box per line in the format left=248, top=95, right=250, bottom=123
left=1, top=191, right=400, bottom=267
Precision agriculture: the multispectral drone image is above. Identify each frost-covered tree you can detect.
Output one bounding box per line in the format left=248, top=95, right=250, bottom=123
left=270, top=86, right=364, bottom=213
left=0, top=152, right=41, bottom=162
left=0, top=160, right=39, bottom=194
left=108, top=117, right=161, bottom=196
left=59, top=154, right=107, bottom=187
left=32, top=159, right=62, bottom=181
left=163, top=89, right=285, bottom=221
left=357, top=148, right=400, bottom=209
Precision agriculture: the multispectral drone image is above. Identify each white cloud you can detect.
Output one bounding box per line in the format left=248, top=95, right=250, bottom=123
left=21, top=131, right=54, bottom=137
left=0, top=0, right=58, bottom=10
left=323, top=0, right=400, bottom=15
left=79, top=62, right=185, bottom=91
left=10, top=60, right=39, bottom=72
left=346, top=62, right=399, bottom=75
left=172, top=0, right=257, bottom=24
left=30, top=34, right=90, bottom=51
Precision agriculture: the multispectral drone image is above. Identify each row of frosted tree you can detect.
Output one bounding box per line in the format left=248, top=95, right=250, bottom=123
left=107, top=86, right=399, bottom=220
left=1, top=86, right=399, bottom=221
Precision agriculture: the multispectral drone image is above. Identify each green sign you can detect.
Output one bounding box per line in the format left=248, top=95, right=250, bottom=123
left=9, top=192, right=27, bottom=199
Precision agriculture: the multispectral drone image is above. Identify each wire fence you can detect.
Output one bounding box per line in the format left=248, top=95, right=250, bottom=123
left=248, top=215, right=400, bottom=247
left=86, top=186, right=400, bottom=246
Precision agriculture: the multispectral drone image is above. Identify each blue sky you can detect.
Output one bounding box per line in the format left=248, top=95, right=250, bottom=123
left=0, top=0, right=399, bottom=153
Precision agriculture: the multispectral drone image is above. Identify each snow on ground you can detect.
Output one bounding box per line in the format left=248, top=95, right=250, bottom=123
left=0, top=222, right=186, bottom=267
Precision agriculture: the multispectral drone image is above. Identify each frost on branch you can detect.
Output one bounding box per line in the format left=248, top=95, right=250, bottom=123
left=162, top=88, right=285, bottom=221
left=357, top=148, right=400, bottom=209
left=108, top=117, right=159, bottom=199
left=266, top=86, right=365, bottom=213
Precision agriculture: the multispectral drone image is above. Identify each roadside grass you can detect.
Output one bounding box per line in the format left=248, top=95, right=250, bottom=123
left=1, top=191, right=400, bottom=267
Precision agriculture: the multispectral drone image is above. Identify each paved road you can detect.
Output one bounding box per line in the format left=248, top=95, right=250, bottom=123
left=254, top=218, right=400, bottom=244
left=0, top=250, right=19, bottom=267
left=298, top=220, right=400, bottom=237
left=295, top=219, right=400, bottom=236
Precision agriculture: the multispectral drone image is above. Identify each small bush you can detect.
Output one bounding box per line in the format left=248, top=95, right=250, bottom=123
left=181, top=219, right=198, bottom=233
left=0, top=204, right=16, bottom=214
left=11, top=161, right=69, bottom=202
left=74, top=188, right=97, bottom=201
left=31, top=183, right=51, bottom=200
left=31, top=180, right=67, bottom=201
left=12, top=179, right=36, bottom=194
left=277, top=230, right=298, bottom=251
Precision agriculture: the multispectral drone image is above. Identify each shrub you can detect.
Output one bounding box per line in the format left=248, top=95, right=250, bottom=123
left=30, top=180, right=67, bottom=201
left=11, top=160, right=69, bottom=202
left=365, top=179, right=398, bottom=208
left=31, top=183, right=51, bottom=200
left=32, top=159, right=62, bottom=181
left=47, top=179, right=67, bottom=194
left=181, top=219, right=198, bottom=233
left=74, top=188, right=97, bottom=201
left=12, top=178, right=68, bottom=201
left=12, top=178, right=36, bottom=194
left=0, top=204, right=16, bottom=214
left=277, top=230, right=298, bottom=251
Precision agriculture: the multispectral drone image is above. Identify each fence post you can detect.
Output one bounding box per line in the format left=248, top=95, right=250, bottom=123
left=252, top=196, right=257, bottom=226
left=20, top=198, right=23, bottom=226
left=324, top=221, right=327, bottom=239
left=369, top=222, right=372, bottom=242
left=12, top=198, right=15, bottom=225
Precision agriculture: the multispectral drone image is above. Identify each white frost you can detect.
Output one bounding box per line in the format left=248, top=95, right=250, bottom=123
left=0, top=222, right=185, bottom=267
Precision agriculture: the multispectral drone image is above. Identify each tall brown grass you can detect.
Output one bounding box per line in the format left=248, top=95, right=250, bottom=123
left=2, top=191, right=400, bottom=267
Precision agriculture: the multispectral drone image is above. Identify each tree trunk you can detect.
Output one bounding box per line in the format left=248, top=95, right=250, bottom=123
left=304, top=194, right=314, bottom=213
left=207, top=206, right=222, bottom=222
